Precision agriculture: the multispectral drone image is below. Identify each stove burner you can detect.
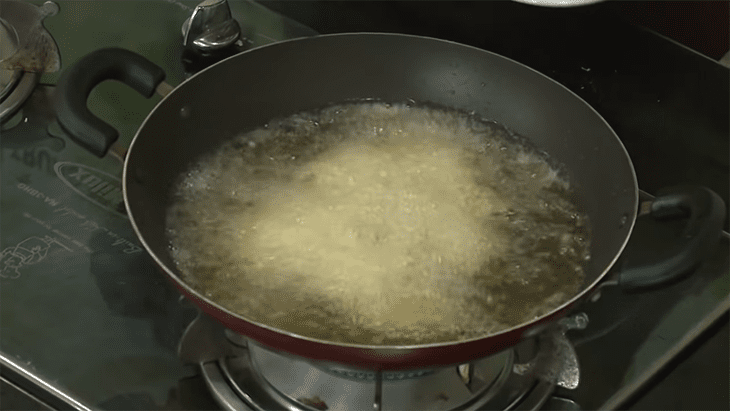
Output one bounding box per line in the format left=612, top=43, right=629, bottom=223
left=0, top=18, right=21, bottom=100
left=0, top=1, right=60, bottom=73
left=179, top=313, right=586, bottom=410
left=243, top=341, right=513, bottom=410
left=0, top=0, right=60, bottom=121
left=325, top=366, right=434, bottom=381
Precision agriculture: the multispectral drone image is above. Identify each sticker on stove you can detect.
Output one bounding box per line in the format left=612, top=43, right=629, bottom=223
left=17, top=183, right=60, bottom=207
left=54, top=162, right=127, bottom=218
left=0, top=235, right=72, bottom=279
left=18, top=207, right=143, bottom=256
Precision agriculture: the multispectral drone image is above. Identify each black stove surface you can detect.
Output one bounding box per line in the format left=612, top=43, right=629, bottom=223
left=1, top=1, right=728, bottom=410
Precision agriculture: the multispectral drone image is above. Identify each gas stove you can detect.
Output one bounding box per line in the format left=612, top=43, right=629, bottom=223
left=1, top=1, right=728, bottom=410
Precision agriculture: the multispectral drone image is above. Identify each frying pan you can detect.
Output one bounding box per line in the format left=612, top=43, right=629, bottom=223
left=55, top=33, right=725, bottom=370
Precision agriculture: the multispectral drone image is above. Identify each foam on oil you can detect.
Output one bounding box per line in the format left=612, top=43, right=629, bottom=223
left=166, top=102, right=591, bottom=345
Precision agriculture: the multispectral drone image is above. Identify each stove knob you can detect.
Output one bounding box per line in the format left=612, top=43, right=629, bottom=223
left=181, top=0, right=241, bottom=55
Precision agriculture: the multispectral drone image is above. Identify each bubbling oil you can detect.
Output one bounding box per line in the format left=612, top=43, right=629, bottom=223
left=166, top=102, right=591, bottom=345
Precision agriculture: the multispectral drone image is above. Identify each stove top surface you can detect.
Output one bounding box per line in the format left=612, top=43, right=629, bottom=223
left=1, top=1, right=728, bottom=410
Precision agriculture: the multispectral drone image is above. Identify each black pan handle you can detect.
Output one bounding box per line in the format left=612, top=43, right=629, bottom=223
left=618, top=186, right=726, bottom=291
left=55, top=48, right=166, bottom=157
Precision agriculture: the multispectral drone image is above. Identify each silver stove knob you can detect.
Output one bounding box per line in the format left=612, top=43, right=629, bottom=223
left=182, top=0, right=241, bottom=54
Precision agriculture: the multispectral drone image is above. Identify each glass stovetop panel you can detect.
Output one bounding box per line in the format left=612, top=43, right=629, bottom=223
left=0, top=86, right=195, bottom=407
left=1, top=1, right=316, bottom=408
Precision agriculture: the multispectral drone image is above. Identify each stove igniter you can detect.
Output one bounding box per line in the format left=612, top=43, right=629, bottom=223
left=181, top=0, right=241, bottom=55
